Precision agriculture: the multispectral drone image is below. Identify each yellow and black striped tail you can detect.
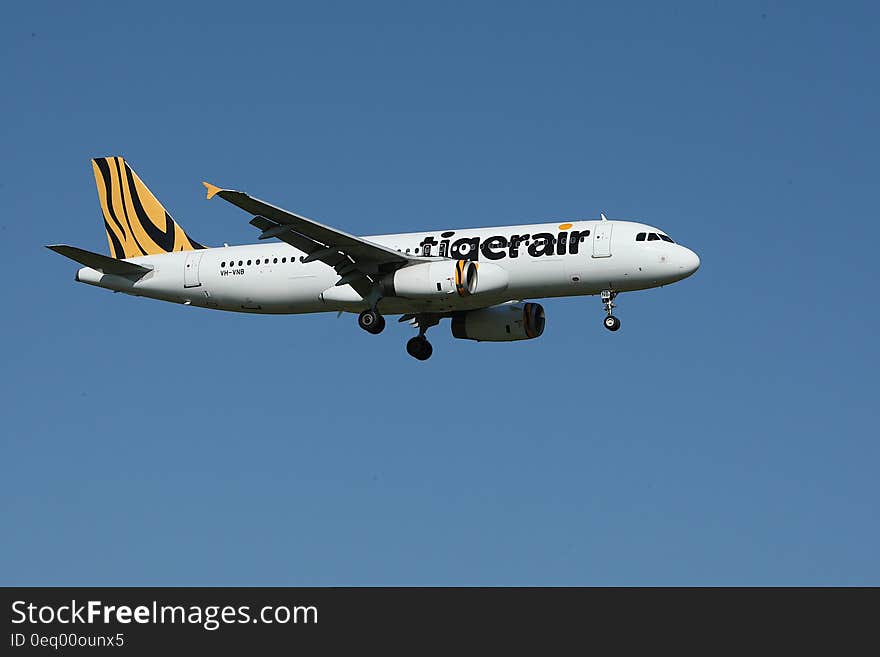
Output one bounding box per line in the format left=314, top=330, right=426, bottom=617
left=91, top=156, right=205, bottom=259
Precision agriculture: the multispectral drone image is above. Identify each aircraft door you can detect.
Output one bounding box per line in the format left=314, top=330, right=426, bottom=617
left=592, top=222, right=613, bottom=258
left=184, top=251, right=203, bottom=288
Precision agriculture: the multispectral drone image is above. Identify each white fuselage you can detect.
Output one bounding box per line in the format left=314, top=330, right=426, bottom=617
left=74, top=219, right=700, bottom=315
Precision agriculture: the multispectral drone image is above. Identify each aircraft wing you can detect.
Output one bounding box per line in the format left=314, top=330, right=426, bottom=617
left=203, top=182, right=415, bottom=297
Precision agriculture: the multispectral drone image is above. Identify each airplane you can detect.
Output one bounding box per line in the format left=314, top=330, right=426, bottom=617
left=48, top=157, right=700, bottom=360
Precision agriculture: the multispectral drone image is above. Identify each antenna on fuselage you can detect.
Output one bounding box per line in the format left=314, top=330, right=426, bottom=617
left=600, top=213, right=608, bottom=222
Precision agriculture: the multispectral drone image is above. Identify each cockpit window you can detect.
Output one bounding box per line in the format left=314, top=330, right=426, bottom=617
left=638, top=231, right=676, bottom=243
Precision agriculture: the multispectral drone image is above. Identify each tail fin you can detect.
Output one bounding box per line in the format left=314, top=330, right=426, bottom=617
left=91, top=156, right=205, bottom=258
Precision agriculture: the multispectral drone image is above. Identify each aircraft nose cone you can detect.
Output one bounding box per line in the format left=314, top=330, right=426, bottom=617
left=681, top=248, right=700, bottom=276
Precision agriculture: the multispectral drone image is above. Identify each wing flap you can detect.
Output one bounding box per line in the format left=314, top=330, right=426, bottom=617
left=246, top=214, right=372, bottom=294
left=248, top=216, right=350, bottom=269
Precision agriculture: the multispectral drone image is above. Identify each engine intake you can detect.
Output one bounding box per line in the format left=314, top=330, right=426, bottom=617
left=451, top=302, right=545, bottom=342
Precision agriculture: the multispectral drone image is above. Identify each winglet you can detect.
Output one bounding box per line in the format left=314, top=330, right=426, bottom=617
left=202, top=181, right=222, bottom=200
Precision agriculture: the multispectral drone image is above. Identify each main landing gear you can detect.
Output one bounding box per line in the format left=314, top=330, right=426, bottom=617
left=406, top=335, right=433, bottom=361
left=358, top=306, right=438, bottom=361
left=400, top=313, right=439, bottom=361
left=601, top=290, right=621, bottom=332
left=358, top=308, right=385, bottom=335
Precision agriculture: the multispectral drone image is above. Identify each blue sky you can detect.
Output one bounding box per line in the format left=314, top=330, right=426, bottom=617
left=1, top=1, right=877, bottom=585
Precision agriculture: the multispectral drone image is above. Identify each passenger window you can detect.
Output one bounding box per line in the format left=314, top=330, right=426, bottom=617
left=238, top=260, right=243, bottom=266
left=636, top=232, right=646, bottom=241
left=273, top=258, right=278, bottom=263
left=221, top=261, right=225, bottom=267
left=247, top=259, right=252, bottom=265
left=282, top=257, right=286, bottom=263
left=648, top=233, right=659, bottom=241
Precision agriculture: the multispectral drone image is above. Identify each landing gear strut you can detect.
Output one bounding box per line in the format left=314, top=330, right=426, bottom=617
left=601, top=290, right=621, bottom=332
left=358, top=308, right=385, bottom=334
left=400, top=313, right=439, bottom=360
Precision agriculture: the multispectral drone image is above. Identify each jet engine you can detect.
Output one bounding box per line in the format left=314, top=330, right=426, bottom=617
left=451, top=302, right=545, bottom=342
left=384, top=260, right=508, bottom=299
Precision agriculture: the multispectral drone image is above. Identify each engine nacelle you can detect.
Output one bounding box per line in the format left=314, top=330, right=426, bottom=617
left=384, top=260, right=509, bottom=299
left=451, top=302, right=545, bottom=342
left=472, top=261, right=509, bottom=296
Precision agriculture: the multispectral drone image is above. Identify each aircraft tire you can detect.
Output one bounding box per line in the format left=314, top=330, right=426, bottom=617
left=359, top=309, right=384, bottom=334
left=406, top=336, right=433, bottom=360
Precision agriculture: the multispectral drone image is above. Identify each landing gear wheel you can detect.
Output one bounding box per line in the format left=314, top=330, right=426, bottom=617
left=604, top=315, right=621, bottom=332
left=370, top=315, right=386, bottom=334
left=406, top=336, right=433, bottom=360
left=358, top=309, right=385, bottom=334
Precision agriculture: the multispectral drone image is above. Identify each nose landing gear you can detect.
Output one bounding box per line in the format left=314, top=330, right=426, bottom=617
left=601, top=290, right=621, bottom=332
left=604, top=315, right=621, bottom=331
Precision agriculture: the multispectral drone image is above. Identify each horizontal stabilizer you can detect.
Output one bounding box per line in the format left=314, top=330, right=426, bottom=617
left=46, top=244, right=152, bottom=276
